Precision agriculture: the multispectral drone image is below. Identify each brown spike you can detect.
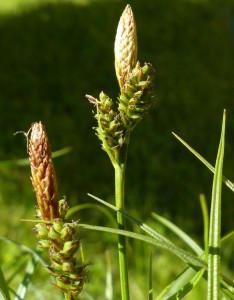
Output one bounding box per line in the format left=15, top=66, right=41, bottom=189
left=28, top=122, right=59, bottom=220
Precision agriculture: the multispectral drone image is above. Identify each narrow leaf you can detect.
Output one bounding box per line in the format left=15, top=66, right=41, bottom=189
left=148, top=252, right=153, bottom=300
left=0, top=267, right=11, bottom=300
left=87, top=195, right=206, bottom=268
left=0, top=237, right=46, bottom=267
left=14, top=257, right=37, bottom=300
left=221, top=231, right=234, bottom=244
left=199, top=194, right=209, bottom=260
left=0, top=146, right=72, bottom=168
left=157, top=267, right=205, bottom=300
left=78, top=223, right=204, bottom=268
left=208, top=110, right=226, bottom=300
left=151, top=212, right=203, bottom=255
left=172, top=130, right=234, bottom=193
left=105, top=251, right=113, bottom=300
left=66, top=203, right=116, bottom=227
left=87, top=194, right=234, bottom=294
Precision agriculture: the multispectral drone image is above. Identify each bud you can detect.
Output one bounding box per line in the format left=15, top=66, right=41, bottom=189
left=114, top=4, right=138, bottom=89
left=28, top=122, right=59, bottom=221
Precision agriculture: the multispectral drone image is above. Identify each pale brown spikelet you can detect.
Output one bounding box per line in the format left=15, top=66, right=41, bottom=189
left=114, top=4, right=138, bottom=89
left=28, top=122, right=59, bottom=221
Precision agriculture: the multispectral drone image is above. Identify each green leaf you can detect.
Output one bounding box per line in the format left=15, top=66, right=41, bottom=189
left=76, top=221, right=204, bottom=267
left=14, top=257, right=37, bottom=300
left=0, top=237, right=46, bottom=267
left=0, top=146, right=72, bottom=168
left=199, top=194, right=209, bottom=260
left=208, top=110, right=226, bottom=300
left=151, top=211, right=204, bottom=299
left=151, top=210, right=204, bottom=299
left=87, top=194, right=205, bottom=268
left=66, top=203, right=116, bottom=227
left=151, top=212, right=203, bottom=255
left=157, top=267, right=205, bottom=300
left=172, top=129, right=234, bottom=193
left=87, top=193, right=234, bottom=297
left=148, top=252, right=153, bottom=300
left=105, top=251, right=113, bottom=300
left=0, top=266, right=11, bottom=300
left=221, top=231, right=234, bottom=244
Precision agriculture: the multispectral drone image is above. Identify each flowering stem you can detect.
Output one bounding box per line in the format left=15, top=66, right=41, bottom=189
left=87, top=5, right=155, bottom=298
left=114, top=132, right=130, bottom=300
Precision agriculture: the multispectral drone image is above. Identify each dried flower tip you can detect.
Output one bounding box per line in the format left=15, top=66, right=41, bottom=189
left=114, top=4, right=138, bottom=89
left=85, top=94, right=100, bottom=105
left=28, top=122, right=59, bottom=221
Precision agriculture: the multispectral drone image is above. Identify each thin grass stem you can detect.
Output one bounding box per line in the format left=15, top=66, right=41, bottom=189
left=114, top=161, right=130, bottom=300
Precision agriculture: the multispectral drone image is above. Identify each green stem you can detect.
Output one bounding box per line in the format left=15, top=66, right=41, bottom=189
left=114, top=132, right=130, bottom=300
left=115, top=164, right=129, bottom=300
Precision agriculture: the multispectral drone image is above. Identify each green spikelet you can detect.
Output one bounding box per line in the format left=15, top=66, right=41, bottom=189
left=118, top=62, right=155, bottom=131
left=86, top=92, right=124, bottom=155
left=47, top=207, right=87, bottom=300
left=34, top=202, right=88, bottom=300
left=97, top=92, right=124, bottom=150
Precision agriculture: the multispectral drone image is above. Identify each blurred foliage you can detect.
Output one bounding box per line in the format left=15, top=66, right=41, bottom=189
left=0, top=0, right=234, bottom=239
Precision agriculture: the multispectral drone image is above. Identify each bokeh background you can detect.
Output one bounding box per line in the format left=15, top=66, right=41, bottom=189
left=0, top=0, right=234, bottom=297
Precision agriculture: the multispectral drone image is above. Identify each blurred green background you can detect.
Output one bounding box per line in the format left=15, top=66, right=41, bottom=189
left=0, top=0, right=234, bottom=241
left=0, top=0, right=234, bottom=298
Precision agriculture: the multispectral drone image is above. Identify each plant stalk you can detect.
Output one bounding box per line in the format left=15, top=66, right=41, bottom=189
left=114, top=133, right=130, bottom=300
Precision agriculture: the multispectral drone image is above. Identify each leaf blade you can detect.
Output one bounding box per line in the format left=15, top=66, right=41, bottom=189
left=208, top=110, right=226, bottom=300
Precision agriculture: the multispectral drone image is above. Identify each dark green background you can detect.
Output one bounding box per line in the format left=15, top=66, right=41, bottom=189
left=0, top=0, right=234, bottom=235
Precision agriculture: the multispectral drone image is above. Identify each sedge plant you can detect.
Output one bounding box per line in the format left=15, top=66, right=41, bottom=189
left=84, top=4, right=233, bottom=300
left=81, top=111, right=234, bottom=299
left=0, top=4, right=234, bottom=300
left=86, top=4, right=155, bottom=300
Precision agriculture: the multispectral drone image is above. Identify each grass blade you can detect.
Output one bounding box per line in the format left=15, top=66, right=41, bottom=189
left=208, top=110, right=226, bottom=300
left=14, top=257, right=37, bottom=300
left=221, top=231, right=234, bottom=244
left=151, top=212, right=203, bottom=255
left=199, top=194, right=209, bottom=260
left=0, top=266, right=11, bottom=300
left=66, top=203, right=116, bottom=227
left=148, top=252, right=153, bottom=300
left=157, top=267, right=205, bottom=300
left=0, top=237, right=46, bottom=267
left=0, top=146, right=72, bottom=168
left=76, top=222, right=205, bottom=268
left=87, top=195, right=206, bottom=268
left=105, top=251, right=113, bottom=300
left=172, top=130, right=234, bottom=193
left=152, top=210, right=205, bottom=299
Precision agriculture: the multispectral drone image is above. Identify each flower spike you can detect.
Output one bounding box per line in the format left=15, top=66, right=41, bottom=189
left=28, top=122, right=88, bottom=299
left=28, top=122, right=59, bottom=221
left=87, top=4, right=155, bottom=159
left=115, top=4, right=138, bottom=89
